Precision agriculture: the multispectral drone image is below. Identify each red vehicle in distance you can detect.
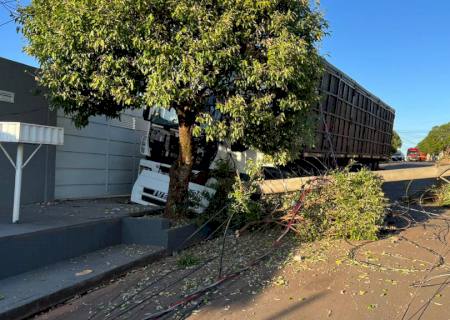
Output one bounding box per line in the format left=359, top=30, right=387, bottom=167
left=407, top=148, right=427, bottom=161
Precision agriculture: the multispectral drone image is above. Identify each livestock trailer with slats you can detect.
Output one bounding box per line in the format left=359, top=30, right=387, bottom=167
left=139, top=60, right=395, bottom=177
left=301, top=60, right=395, bottom=169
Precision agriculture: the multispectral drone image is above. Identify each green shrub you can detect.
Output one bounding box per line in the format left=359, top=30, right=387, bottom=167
left=176, top=253, right=200, bottom=268
left=227, top=160, right=263, bottom=224
left=198, top=159, right=235, bottom=228
left=292, top=167, right=387, bottom=241
left=199, top=159, right=263, bottom=230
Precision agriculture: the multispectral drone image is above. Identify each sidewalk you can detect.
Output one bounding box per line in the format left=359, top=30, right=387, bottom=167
left=33, top=204, right=450, bottom=320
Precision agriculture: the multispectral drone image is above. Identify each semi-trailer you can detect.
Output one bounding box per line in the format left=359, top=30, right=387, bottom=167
left=307, top=61, right=395, bottom=169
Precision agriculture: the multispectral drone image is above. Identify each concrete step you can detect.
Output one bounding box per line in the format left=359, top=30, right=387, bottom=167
left=0, top=213, right=209, bottom=320
left=0, top=243, right=165, bottom=320
left=0, top=218, right=123, bottom=280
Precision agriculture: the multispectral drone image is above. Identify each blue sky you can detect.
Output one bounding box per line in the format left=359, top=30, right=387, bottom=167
left=319, top=0, right=450, bottom=153
left=1, top=0, right=449, bottom=153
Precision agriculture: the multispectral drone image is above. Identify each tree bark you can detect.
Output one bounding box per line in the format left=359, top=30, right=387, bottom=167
left=164, top=112, right=194, bottom=219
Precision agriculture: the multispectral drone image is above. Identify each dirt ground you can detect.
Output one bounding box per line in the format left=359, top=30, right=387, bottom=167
left=33, top=202, right=450, bottom=320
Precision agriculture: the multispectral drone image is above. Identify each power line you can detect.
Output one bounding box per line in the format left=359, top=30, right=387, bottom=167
left=0, top=17, right=14, bottom=27
left=0, top=0, right=20, bottom=29
left=0, top=0, right=19, bottom=13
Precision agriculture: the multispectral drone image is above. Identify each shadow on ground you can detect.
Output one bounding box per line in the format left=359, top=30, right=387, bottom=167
left=34, top=224, right=305, bottom=320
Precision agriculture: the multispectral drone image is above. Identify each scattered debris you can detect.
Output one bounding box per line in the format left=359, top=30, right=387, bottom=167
left=75, top=269, right=93, bottom=277
left=272, top=276, right=288, bottom=287
left=367, top=303, right=378, bottom=311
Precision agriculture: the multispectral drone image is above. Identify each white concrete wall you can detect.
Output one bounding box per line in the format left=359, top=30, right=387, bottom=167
left=55, top=109, right=149, bottom=199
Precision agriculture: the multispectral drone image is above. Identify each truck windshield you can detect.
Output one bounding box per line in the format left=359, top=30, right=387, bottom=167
left=148, top=103, right=221, bottom=127
left=149, top=107, right=178, bottom=124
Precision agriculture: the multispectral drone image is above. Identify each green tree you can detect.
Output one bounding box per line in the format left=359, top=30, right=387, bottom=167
left=418, top=122, right=450, bottom=155
left=18, top=0, right=327, bottom=219
left=390, top=130, right=402, bottom=154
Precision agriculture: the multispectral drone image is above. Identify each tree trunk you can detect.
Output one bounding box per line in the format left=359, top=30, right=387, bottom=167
left=164, top=114, right=194, bottom=219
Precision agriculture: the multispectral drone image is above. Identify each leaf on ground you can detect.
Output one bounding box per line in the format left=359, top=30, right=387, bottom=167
left=368, top=304, right=378, bottom=310
left=385, top=279, right=398, bottom=285
left=273, top=276, right=287, bottom=286
left=76, top=269, right=93, bottom=276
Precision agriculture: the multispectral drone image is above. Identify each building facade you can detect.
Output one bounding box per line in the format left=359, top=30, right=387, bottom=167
left=0, top=57, right=147, bottom=210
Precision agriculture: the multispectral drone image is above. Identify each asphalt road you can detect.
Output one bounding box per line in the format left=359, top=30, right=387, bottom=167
left=380, top=161, right=440, bottom=201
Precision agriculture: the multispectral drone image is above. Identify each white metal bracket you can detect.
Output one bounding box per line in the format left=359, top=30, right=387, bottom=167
left=0, top=142, right=16, bottom=169
left=22, top=144, right=42, bottom=169
left=0, top=143, right=43, bottom=169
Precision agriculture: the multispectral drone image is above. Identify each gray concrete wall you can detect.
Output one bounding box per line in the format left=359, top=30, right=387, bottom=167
left=55, top=109, right=149, bottom=199
left=0, top=57, right=56, bottom=211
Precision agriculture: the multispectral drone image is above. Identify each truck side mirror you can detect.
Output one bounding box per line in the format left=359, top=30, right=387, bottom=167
left=231, top=141, right=248, bottom=152
left=143, top=108, right=150, bottom=121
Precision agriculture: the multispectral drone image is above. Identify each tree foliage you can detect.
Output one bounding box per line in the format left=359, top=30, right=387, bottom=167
left=434, top=183, right=450, bottom=207
left=418, top=122, right=450, bottom=155
left=19, top=0, right=326, bottom=159
left=18, top=0, right=327, bottom=218
left=390, top=130, right=402, bottom=154
left=286, top=167, right=387, bottom=241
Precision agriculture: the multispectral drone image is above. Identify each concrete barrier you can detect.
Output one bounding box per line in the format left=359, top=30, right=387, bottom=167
left=259, top=164, right=450, bottom=194
left=122, top=217, right=209, bottom=251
